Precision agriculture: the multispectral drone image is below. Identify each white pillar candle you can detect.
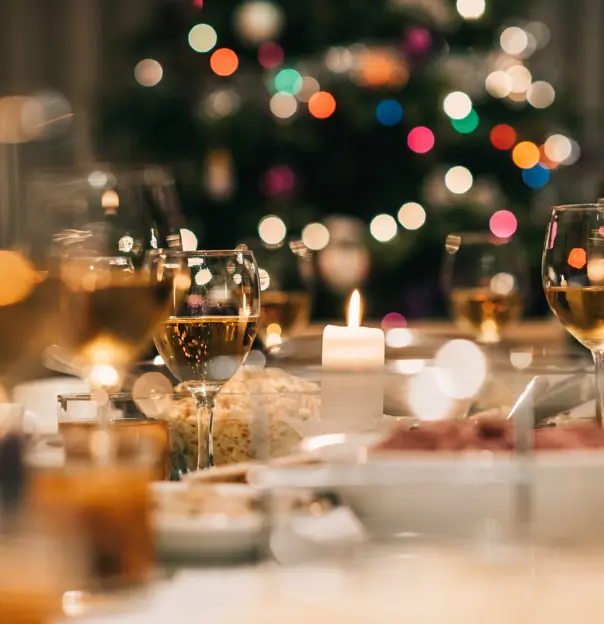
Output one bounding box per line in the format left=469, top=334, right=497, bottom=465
left=321, top=291, right=385, bottom=430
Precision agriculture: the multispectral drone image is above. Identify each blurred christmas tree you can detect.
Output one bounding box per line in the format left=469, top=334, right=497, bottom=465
left=98, top=0, right=578, bottom=321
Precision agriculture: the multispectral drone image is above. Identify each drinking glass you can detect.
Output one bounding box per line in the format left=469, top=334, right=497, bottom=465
left=543, top=204, right=604, bottom=425
left=442, top=233, right=527, bottom=344
left=27, top=166, right=183, bottom=395
left=151, top=250, right=260, bottom=469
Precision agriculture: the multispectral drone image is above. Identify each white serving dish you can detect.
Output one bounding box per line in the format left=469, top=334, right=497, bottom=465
left=251, top=435, right=604, bottom=543
left=151, top=482, right=262, bottom=561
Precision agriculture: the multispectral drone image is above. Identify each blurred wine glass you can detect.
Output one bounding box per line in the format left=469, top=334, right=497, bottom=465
left=27, top=166, right=183, bottom=393
left=543, top=204, right=604, bottom=425
left=251, top=240, right=314, bottom=354
left=442, top=233, right=527, bottom=344
left=152, top=250, right=260, bottom=469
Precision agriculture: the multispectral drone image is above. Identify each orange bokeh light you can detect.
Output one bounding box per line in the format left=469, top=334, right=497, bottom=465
left=568, top=247, right=587, bottom=270
left=512, top=141, right=540, bottom=169
left=538, top=145, right=559, bottom=170
left=308, top=91, right=336, bottom=119
left=490, top=124, right=516, bottom=150
left=210, top=48, right=239, bottom=77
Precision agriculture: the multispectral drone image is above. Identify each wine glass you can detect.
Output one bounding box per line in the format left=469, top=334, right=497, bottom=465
left=151, top=250, right=260, bottom=469
left=27, top=166, right=183, bottom=397
left=543, top=204, right=604, bottom=426
left=442, top=233, right=528, bottom=344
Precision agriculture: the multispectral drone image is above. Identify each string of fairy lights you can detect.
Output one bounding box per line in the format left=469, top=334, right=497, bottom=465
left=134, top=0, right=578, bottom=250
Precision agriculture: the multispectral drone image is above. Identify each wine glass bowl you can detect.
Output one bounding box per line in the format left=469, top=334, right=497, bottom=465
left=443, top=233, right=527, bottom=344
left=543, top=204, right=604, bottom=425
left=152, top=250, right=260, bottom=469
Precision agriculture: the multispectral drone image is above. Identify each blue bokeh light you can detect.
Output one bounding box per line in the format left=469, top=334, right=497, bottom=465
left=522, top=164, right=551, bottom=188
left=376, top=99, right=403, bottom=126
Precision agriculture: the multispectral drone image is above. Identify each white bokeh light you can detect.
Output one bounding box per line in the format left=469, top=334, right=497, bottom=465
left=180, top=228, right=198, bottom=251
left=258, top=215, right=287, bottom=245
left=134, top=59, right=163, bottom=87
left=490, top=272, right=516, bottom=295
left=409, top=367, right=454, bottom=421
left=443, top=91, right=473, bottom=120
left=485, top=71, right=512, bottom=98
left=510, top=350, right=533, bottom=370
left=270, top=92, right=298, bottom=119
left=445, top=166, right=473, bottom=194
left=507, top=65, right=532, bottom=93
left=397, top=202, right=426, bottom=231
left=370, top=214, right=397, bottom=242
left=527, top=81, right=555, bottom=108
left=258, top=268, right=271, bottom=291
left=500, top=27, right=529, bottom=55
left=188, top=24, right=218, bottom=53
left=385, top=328, right=414, bottom=348
left=544, top=134, right=572, bottom=163
left=456, top=0, right=486, bottom=20
left=435, top=340, right=487, bottom=399
left=302, top=222, right=330, bottom=250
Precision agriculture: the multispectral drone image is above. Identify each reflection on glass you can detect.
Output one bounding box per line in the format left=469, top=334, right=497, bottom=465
left=442, top=233, right=527, bottom=344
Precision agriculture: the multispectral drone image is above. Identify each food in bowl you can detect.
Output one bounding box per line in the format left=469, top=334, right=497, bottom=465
left=168, top=367, right=320, bottom=472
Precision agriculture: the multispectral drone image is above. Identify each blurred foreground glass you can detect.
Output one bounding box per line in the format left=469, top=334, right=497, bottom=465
left=543, top=204, right=604, bottom=425
left=58, top=393, right=172, bottom=480
left=251, top=241, right=314, bottom=354
left=152, top=250, right=260, bottom=469
left=28, top=166, right=183, bottom=394
left=443, top=233, right=527, bottom=344
left=29, top=433, right=157, bottom=591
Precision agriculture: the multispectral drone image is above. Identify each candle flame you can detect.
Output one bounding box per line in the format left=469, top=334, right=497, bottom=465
left=347, top=289, right=362, bottom=328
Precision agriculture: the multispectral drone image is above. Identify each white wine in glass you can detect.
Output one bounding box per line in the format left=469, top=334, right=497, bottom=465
left=443, top=233, right=527, bottom=344
left=543, top=204, right=604, bottom=425
left=153, top=250, right=260, bottom=470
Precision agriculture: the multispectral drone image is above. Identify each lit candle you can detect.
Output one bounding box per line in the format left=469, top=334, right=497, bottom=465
left=321, top=290, right=385, bottom=430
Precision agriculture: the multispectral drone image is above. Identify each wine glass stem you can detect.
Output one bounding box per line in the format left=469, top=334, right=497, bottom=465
left=192, top=392, right=217, bottom=469
left=594, top=351, right=604, bottom=428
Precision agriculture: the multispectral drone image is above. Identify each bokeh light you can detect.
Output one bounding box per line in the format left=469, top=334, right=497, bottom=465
left=563, top=139, right=581, bottom=165
left=544, top=134, right=572, bottom=163
left=435, top=340, right=487, bottom=399
left=376, top=99, right=403, bottom=126
left=385, top=328, right=414, bottom=348
left=507, top=65, right=532, bottom=93
left=485, top=71, right=512, bottom=98
left=204, top=89, right=241, bottom=119
left=522, top=164, right=550, bottom=189
left=490, top=272, right=516, bottom=295
left=188, top=24, right=218, bottom=53
left=0, top=251, right=35, bottom=306
left=270, top=92, right=298, bottom=119
left=404, top=27, right=433, bottom=55
left=260, top=164, right=295, bottom=197
left=443, top=91, right=472, bottom=120
left=134, top=59, right=163, bottom=87
left=180, top=228, right=198, bottom=251
left=489, top=210, right=518, bottom=238
left=408, top=367, right=453, bottom=421
left=274, top=69, right=303, bottom=95
left=500, top=27, right=529, bottom=55
left=510, top=350, right=533, bottom=370
left=456, top=0, right=486, bottom=20
left=527, top=81, right=555, bottom=108
left=302, top=222, right=330, bottom=251
left=525, top=21, right=551, bottom=49
left=296, top=76, right=320, bottom=102
left=397, top=202, right=426, bottom=230
left=490, top=124, right=516, bottom=150
left=408, top=127, right=435, bottom=154
left=568, top=248, right=587, bottom=270
left=210, top=48, right=239, bottom=76
left=324, top=47, right=354, bottom=73
left=512, top=141, right=540, bottom=169
left=370, top=214, right=397, bottom=242
left=381, top=312, right=407, bottom=330
left=538, top=144, right=559, bottom=170
left=308, top=91, right=336, bottom=119
left=258, top=42, right=284, bottom=68
left=444, top=166, right=473, bottom=194
left=258, top=268, right=271, bottom=291
left=451, top=109, right=479, bottom=134
left=234, top=1, right=285, bottom=44
left=258, top=215, right=287, bottom=245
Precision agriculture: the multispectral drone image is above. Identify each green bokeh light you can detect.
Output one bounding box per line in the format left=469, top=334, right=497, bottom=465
left=451, top=109, right=479, bottom=134
left=274, top=69, right=303, bottom=95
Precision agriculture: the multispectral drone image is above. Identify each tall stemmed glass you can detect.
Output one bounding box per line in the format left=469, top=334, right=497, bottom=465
left=27, top=166, right=183, bottom=400
left=543, top=204, right=604, bottom=426
left=152, top=250, right=260, bottom=469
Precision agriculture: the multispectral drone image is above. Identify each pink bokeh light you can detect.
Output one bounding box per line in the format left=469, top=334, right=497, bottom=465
left=408, top=127, right=435, bottom=154
left=490, top=210, right=518, bottom=239
left=258, top=42, right=284, bottom=69
left=549, top=220, right=558, bottom=249
left=261, top=165, right=296, bottom=197
left=405, top=27, right=433, bottom=55
left=381, top=312, right=407, bottom=330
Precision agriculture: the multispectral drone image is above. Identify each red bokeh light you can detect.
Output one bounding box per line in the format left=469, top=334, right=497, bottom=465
left=489, top=210, right=518, bottom=238
left=490, top=124, right=516, bottom=151
left=407, top=127, right=435, bottom=154
left=258, top=42, right=284, bottom=69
